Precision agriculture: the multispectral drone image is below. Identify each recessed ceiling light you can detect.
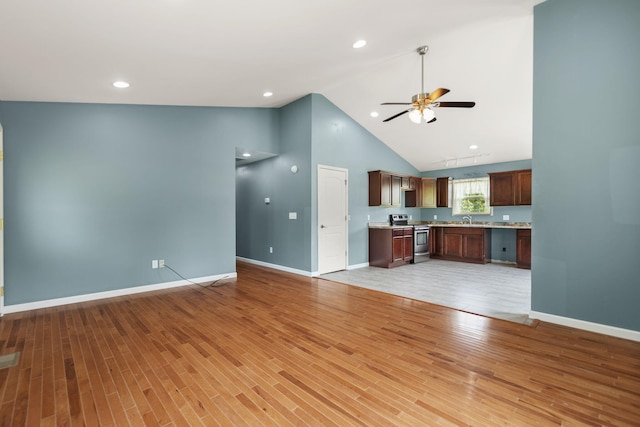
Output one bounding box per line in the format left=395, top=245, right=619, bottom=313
left=242, top=152, right=251, bottom=157
left=370, top=111, right=379, bottom=118
left=469, top=145, right=479, bottom=150
left=263, top=91, right=273, bottom=97
left=352, top=40, right=367, bottom=49
left=113, top=81, right=130, bottom=89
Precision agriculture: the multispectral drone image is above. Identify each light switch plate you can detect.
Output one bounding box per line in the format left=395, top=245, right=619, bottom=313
left=289, top=212, right=297, bottom=219
left=264, top=197, right=270, bottom=204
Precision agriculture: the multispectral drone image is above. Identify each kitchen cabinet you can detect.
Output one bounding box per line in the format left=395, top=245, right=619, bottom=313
left=405, top=177, right=422, bottom=208
left=401, top=176, right=414, bottom=190
left=369, top=171, right=401, bottom=207
left=515, top=170, right=532, bottom=205
left=392, top=176, right=402, bottom=206
left=436, top=177, right=449, bottom=207
left=516, top=229, right=531, bottom=269
left=429, top=226, right=443, bottom=255
left=489, top=169, right=532, bottom=206
left=429, top=227, right=491, bottom=264
left=420, top=178, right=436, bottom=208
left=369, top=227, right=413, bottom=268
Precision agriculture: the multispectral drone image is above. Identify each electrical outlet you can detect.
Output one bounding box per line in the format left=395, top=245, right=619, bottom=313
left=433, top=215, right=438, bottom=220
left=409, top=215, right=412, bottom=220
left=503, top=215, right=510, bottom=221
left=152, top=260, right=158, bottom=269
left=269, top=247, right=273, bottom=254
left=289, top=212, right=297, bottom=219
left=367, top=215, right=371, bottom=221
left=159, top=260, right=165, bottom=268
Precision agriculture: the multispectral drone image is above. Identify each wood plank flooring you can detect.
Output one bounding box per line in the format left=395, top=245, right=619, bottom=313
left=1, top=261, right=639, bottom=426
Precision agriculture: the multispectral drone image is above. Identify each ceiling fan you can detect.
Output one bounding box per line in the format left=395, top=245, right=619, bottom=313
left=382, top=45, right=475, bottom=124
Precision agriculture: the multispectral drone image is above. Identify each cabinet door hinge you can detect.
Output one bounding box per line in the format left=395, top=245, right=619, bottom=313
left=0, top=150, right=3, bottom=161
left=0, top=218, right=3, bottom=230
left=0, top=287, right=4, bottom=297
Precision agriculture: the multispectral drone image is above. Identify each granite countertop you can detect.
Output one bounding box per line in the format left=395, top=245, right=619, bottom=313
left=369, top=221, right=532, bottom=229
left=368, top=223, right=414, bottom=229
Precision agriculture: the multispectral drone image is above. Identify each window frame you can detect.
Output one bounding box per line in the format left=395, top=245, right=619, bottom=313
left=451, top=177, right=493, bottom=216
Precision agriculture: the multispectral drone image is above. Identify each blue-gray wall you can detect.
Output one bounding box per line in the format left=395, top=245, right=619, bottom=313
left=311, top=94, right=421, bottom=269
left=533, top=0, right=640, bottom=331
left=236, top=94, right=422, bottom=271
left=236, top=96, right=313, bottom=271
left=1, top=101, right=279, bottom=305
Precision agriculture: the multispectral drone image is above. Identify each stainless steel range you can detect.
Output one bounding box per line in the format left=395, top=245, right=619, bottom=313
left=413, top=225, right=429, bottom=258
left=389, top=214, right=409, bottom=226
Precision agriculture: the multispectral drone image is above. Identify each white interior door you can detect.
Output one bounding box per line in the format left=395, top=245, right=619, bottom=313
left=318, top=165, right=348, bottom=274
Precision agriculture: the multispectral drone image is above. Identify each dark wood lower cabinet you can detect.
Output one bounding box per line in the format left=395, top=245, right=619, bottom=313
left=369, top=227, right=413, bottom=268
left=516, top=229, right=531, bottom=269
left=430, top=227, right=491, bottom=264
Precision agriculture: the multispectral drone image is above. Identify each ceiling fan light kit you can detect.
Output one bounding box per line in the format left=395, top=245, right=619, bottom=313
left=382, top=45, right=475, bottom=124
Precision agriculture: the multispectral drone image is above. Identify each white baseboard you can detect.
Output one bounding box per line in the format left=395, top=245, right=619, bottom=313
left=236, top=257, right=314, bottom=277
left=3, top=272, right=236, bottom=315
left=235, top=257, right=371, bottom=277
left=490, top=259, right=517, bottom=265
left=347, top=262, right=369, bottom=270
left=530, top=311, right=640, bottom=342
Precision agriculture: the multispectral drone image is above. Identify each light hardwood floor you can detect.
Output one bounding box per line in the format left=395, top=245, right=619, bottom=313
left=0, top=261, right=638, bottom=426
left=322, top=257, right=531, bottom=324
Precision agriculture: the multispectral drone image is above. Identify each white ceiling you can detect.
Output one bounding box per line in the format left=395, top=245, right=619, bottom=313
left=0, top=0, right=543, bottom=171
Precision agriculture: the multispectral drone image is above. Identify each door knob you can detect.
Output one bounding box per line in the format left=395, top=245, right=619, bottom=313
left=320, top=225, right=326, bottom=228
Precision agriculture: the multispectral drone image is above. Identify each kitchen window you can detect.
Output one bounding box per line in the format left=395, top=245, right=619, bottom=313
left=452, top=177, right=492, bottom=216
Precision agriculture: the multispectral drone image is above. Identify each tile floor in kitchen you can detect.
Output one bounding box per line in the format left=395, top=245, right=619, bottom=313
left=321, top=257, right=531, bottom=324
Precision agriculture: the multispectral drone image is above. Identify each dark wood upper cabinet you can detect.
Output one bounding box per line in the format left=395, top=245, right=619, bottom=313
left=489, top=171, right=516, bottom=206
left=436, top=177, right=449, bottom=207
left=489, top=169, right=532, bottom=206
left=369, top=170, right=401, bottom=207
left=370, top=170, right=425, bottom=208
left=515, top=169, right=532, bottom=205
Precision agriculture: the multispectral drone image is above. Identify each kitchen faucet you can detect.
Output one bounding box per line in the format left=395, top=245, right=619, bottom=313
left=462, top=215, right=472, bottom=224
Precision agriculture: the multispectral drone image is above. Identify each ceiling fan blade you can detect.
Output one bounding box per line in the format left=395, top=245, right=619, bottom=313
left=382, top=109, right=410, bottom=122
left=381, top=102, right=412, bottom=105
left=427, top=88, right=450, bottom=101
left=427, top=117, right=437, bottom=124
left=437, top=101, right=476, bottom=108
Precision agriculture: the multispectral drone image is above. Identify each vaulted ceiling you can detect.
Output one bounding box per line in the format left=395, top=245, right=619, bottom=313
left=0, top=0, right=543, bottom=171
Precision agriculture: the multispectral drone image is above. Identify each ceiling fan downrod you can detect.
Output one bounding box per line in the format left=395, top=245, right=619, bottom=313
left=417, top=45, right=428, bottom=95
